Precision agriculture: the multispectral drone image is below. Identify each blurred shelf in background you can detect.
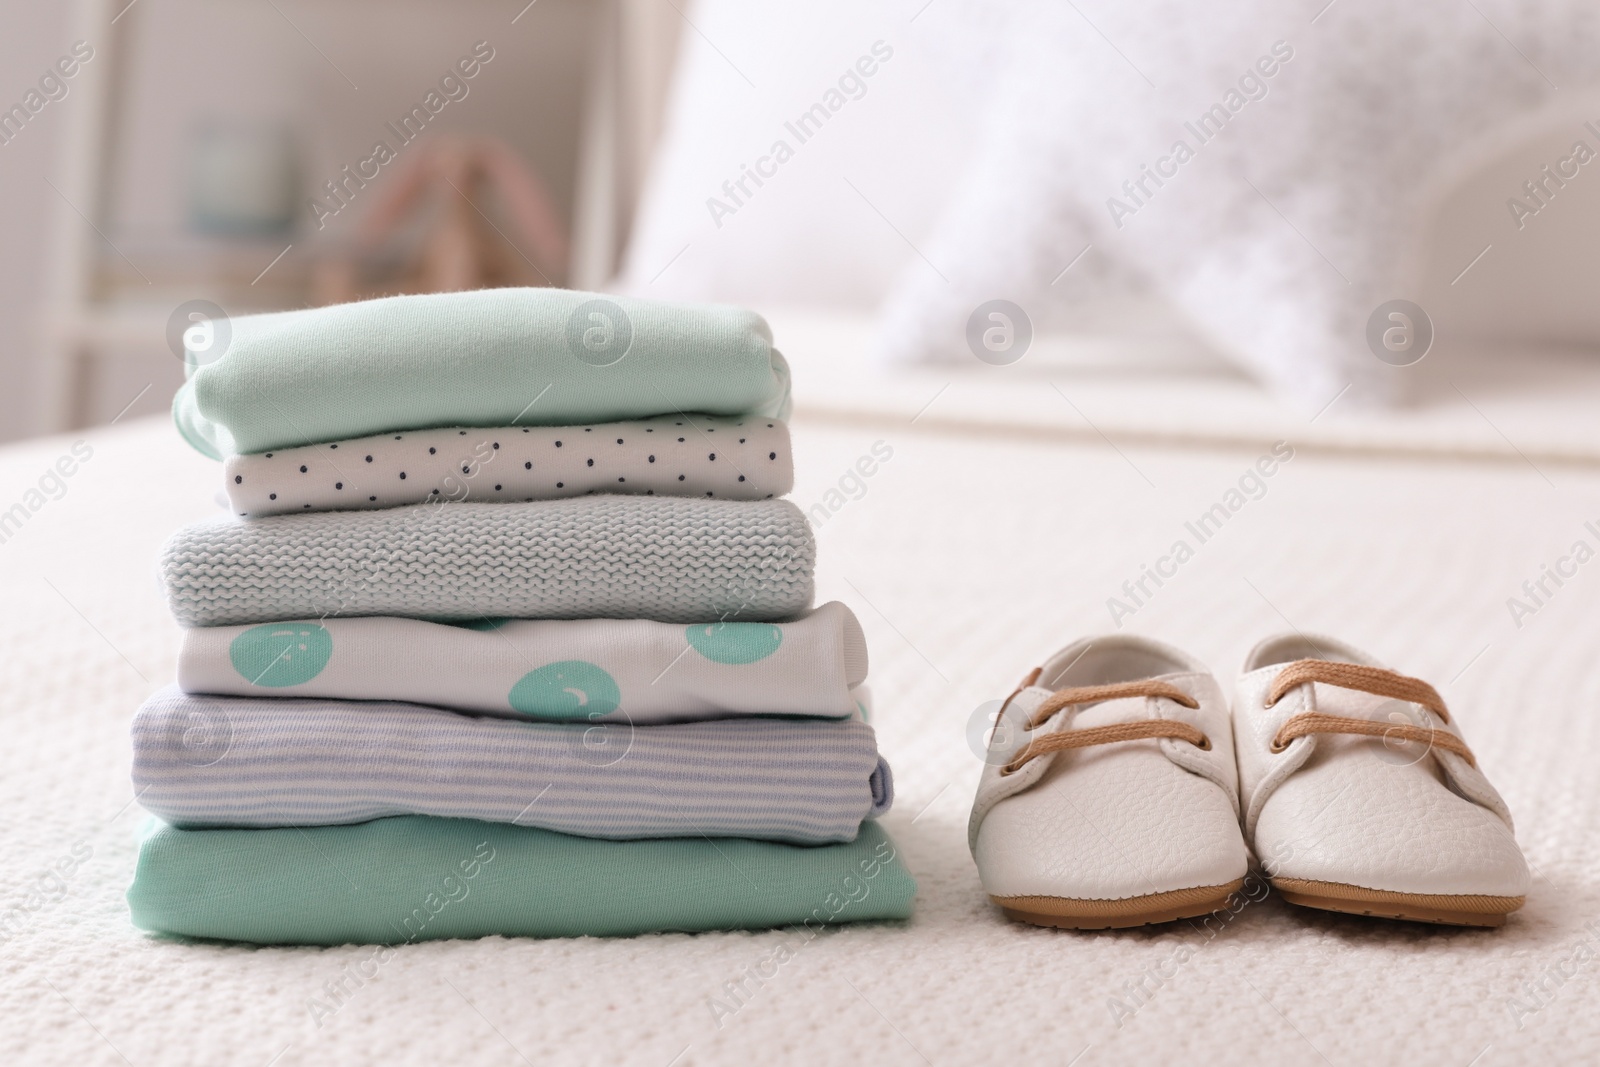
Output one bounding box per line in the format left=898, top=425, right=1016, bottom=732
left=37, top=0, right=679, bottom=434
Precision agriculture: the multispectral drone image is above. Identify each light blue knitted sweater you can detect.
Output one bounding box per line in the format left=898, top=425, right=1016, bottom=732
left=160, top=497, right=814, bottom=627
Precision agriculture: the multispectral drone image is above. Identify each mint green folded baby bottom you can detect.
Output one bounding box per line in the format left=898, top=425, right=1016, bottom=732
left=127, top=817, right=915, bottom=945
left=173, top=288, right=791, bottom=458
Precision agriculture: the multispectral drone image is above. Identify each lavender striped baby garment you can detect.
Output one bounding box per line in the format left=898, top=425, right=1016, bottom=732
left=131, top=687, right=892, bottom=844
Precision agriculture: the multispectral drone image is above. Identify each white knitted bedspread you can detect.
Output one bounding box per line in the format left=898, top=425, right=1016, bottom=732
left=3, top=412, right=1597, bottom=1065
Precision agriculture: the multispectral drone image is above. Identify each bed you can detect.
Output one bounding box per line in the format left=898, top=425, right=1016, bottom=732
left=3, top=335, right=1597, bottom=1065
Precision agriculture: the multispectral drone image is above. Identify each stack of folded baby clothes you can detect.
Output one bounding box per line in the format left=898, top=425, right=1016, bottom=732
left=126, top=288, right=915, bottom=945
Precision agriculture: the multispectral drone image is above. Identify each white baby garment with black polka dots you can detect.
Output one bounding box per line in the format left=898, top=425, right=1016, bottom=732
left=222, top=416, right=793, bottom=517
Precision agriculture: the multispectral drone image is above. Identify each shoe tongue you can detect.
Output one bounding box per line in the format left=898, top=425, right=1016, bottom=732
left=1070, top=695, right=1158, bottom=731
left=1030, top=671, right=1198, bottom=730
left=1314, top=682, right=1389, bottom=718
left=1312, top=681, right=1437, bottom=741
left=1305, top=682, right=1447, bottom=786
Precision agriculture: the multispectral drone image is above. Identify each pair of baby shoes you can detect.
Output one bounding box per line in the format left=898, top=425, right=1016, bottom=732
left=969, top=634, right=1529, bottom=929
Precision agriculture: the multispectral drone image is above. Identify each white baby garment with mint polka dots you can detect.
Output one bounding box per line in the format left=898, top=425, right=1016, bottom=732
left=222, top=416, right=792, bottom=517
left=178, top=602, right=868, bottom=722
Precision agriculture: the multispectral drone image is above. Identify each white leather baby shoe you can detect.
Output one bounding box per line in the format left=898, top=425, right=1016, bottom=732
left=970, top=636, right=1249, bottom=929
left=1234, top=634, right=1529, bottom=927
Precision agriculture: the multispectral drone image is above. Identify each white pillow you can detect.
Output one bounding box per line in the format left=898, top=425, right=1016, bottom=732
left=618, top=0, right=994, bottom=308
left=626, top=0, right=1600, bottom=406
left=879, top=0, right=1600, bottom=406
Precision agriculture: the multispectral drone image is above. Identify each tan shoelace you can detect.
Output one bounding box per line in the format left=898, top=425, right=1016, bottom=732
left=1266, top=658, right=1476, bottom=767
left=999, top=676, right=1209, bottom=776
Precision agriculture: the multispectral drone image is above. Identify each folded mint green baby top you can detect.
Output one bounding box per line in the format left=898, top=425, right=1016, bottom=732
left=127, top=816, right=913, bottom=944
left=173, top=289, right=791, bottom=459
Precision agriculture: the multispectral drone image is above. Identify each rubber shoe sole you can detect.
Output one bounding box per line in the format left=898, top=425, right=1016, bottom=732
left=1272, top=877, right=1524, bottom=928
left=992, top=879, right=1247, bottom=930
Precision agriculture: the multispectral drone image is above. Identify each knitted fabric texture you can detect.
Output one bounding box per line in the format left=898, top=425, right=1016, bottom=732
left=160, top=497, right=815, bottom=627
left=132, top=686, right=892, bottom=843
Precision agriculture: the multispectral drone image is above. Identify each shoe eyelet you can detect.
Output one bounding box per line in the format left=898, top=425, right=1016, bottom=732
left=1269, top=738, right=1288, bottom=754
left=1262, top=699, right=1276, bottom=709
left=1195, top=736, right=1212, bottom=751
